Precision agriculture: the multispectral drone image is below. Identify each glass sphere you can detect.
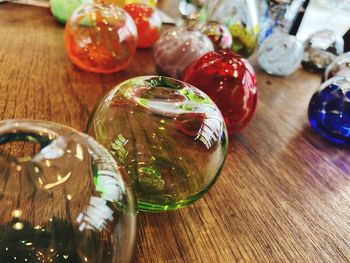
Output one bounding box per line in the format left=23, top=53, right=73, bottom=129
left=194, top=21, right=232, bottom=50
left=258, top=32, right=303, bottom=76
left=183, top=50, right=257, bottom=134
left=302, top=29, right=344, bottom=72
left=323, top=52, right=350, bottom=82
left=108, top=0, right=157, bottom=8
left=87, top=76, right=228, bottom=212
left=124, top=3, right=161, bottom=48
left=308, top=76, right=350, bottom=144
left=64, top=3, right=138, bottom=74
left=201, top=0, right=259, bottom=58
left=153, top=26, right=214, bottom=79
left=0, top=120, right=136, bottom=263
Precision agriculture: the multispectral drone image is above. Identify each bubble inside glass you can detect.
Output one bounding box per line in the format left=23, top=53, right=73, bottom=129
left=0, top=120, right=136, bottom=263
left=308, top=76, right=350, bottom=145
left=64, top=3, right=138, bottom=74
left=87, top=76, right=228, bottom=212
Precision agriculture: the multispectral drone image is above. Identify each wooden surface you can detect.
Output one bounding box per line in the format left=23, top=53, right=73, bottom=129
left=1, top=3, right=350, bottom=262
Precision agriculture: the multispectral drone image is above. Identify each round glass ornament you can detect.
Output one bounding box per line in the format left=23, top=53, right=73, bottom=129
left=194, top=21, right=232, bottom=50
left=64, top=3, right=138, bottom=74
left=153, top=26, right=214, bottom=79
left=308, top=76, right=350, bottom=144
left=183, top=50, right=257, bottom=134
left=302, top=29, right=344, bottom=73
left=258, top=31, right=303, bottom=76
left=124, top=3, right=161, bottom=48
left=323, top=52, right=350, bottom=82
left=200, top=0, right=259, bottom=58
left=0, top=120, right=136, bottom=263
left=87, top=76, right=228, bottom=212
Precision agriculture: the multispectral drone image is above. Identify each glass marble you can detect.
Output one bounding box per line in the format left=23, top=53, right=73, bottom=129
left=153, top=26, right=214, bottom=79
left=308, top=76, right=350, bottom=144
left=201, top=0, right=259, bottom=58
left=178, top=0, right=207, bottom=21
left=302, top=29, right=344, bottom=73
left=258, top=32, right=303, bottom=76
left=323, top=52, right=350, bottom=82
left=124, top=3, right=161, bottom=48
left=0, top=120, right=136, bottom=263
left=194, top=21, right=232, bottom=50
left=87, top=76, right=228, bottom=212
left=183, top=50, right=257, bottom=134
left=64, top=3, right=138, bottom=74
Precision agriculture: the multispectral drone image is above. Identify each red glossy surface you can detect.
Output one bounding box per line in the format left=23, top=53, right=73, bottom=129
left=124, top=3, right=161, bottom=48
left=183, top=50, right=257, bottom=134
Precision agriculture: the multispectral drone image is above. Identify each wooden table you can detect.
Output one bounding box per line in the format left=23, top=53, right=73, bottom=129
left=1, top=3, right=350, bottom=262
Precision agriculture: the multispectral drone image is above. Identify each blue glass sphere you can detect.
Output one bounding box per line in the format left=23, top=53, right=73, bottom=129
left=308, top=76, right=350, bottom=144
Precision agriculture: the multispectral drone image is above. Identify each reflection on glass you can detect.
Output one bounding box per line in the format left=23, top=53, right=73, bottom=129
left=0, top=120, right=136, bottom=263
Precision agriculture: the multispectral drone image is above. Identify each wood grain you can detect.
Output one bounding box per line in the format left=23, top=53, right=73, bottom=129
left=1, top=3, right=350, bottom=262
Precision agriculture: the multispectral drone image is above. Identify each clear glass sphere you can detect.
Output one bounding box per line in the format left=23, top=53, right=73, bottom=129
left=0, top=120, right=136, bottom=263
left=87, top=76, right=228, bottom=211
left=323, top=51, right=350, bottom=82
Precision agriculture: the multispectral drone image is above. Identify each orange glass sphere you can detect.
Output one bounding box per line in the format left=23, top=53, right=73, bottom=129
left=64, top=3, right=138, bottom=73
left=124, top=3, right=161, bottom=48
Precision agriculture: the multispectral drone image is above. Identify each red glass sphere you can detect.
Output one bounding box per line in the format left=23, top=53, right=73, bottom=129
left=183, top=50, right=257, bottom=134
left=124, top=3, right=161, bottom=48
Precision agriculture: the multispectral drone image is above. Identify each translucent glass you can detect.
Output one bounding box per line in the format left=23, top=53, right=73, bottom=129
left=302, top=29, right=344, bottom=72
left=258, top=32, right=303, bottom=76
left=323, top=52, right=350, bottom=82
left=200, top=0, right=259, bottom=58
left=153, top=26, right=214, bottom=79
left=308, top=76, right=350, bottom=144
left=50, top=0, right=156, bottom=24
left=124, top=3, right=161, bottom=48
left=0, top=120, right=136, bottom=263
left=87, top=76, right=228, bottom=212
left=194, top=21, right=232, bottom=50
left=64, top=3, right=138, bottom=73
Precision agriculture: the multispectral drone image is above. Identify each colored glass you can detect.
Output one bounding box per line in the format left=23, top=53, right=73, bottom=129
left=50, top=0, right=91, bottom=24
left=0, top=120, right=136, bottom=263
left=323, top=52, right=350, bottom=82
left=64, top=3, right=138, bottom=74
left=124, top=3, right=161, bottom=48
left=201, top=0, right=259, bottom=58
left=87, top=76, right=228, bottom=212
left=109, top=0, right=157, bottom=8
left=153, top=26, right=214, bottom=79
left=183, top=50, right=257, bottom=134
left=308, top=76, right=350, bottom=144
left=258, top=32, right=303, bottom=76
left=302, top=29, right=344, bottom=73
left=195, top=21, right=232, bottom=50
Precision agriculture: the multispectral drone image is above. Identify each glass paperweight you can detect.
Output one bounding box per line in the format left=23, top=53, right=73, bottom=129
left=258, top=31, right=303, bottom=76
left=183, top=50, right=257, bottom=134
left=87, top=76, right=228, bottom=212
left=0, top=120, right=136, bottom=263
left=323, top=52, right=350, bottom=82
left=64, top=3, right=138, bottom=73
left=194, top=21, right=232, bottom=50
left=200, top=0, right=259, bottom=57
left=302, top=29, right=344, bottom=73
left=153, top=27, right=214, bottom=79
left=308, top=76, right=350, bottom=144
left=124, top=3, right=161, bottom=48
